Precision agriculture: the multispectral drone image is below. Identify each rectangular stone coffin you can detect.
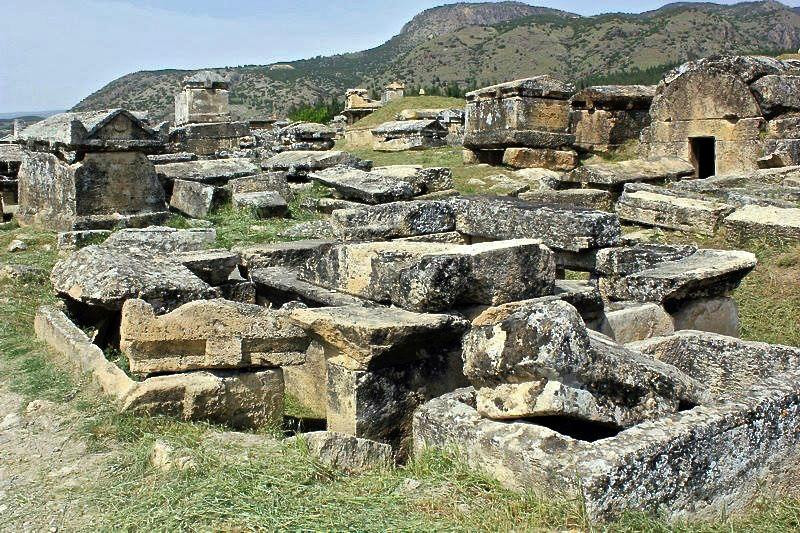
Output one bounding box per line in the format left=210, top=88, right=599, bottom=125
left=300, top=239, right=556, bottom=312
left=120, top=298, right=310, bottom=374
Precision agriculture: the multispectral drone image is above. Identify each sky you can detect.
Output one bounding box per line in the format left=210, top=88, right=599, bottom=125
left=1, top=0, right=799, bottom=113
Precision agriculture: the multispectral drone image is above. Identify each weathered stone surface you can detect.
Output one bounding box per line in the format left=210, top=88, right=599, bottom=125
left=518, top=188, right=613, bottom=211
left=17, top=150, right=168, bottom=231
left=310, top=166, right=415, bottom=204
left=123, top=369, right=284, bottom=429
left=670, top=297, right=740, bottom=337
left=570, top=85, right=656, bottom=110
left=569, top=108, right=651, bottom=153
left=371, top=165, right=453, bottom=194
left=601, top=249, right=757, bottom=303
left=174, top=71, right=231, bottom=126
left=229, top=172, right=291, bottom=201
left=301, top=239, right=556, bottom=311
left=331, top=200, right=455, bottom=240
left=261, top=150, right=371, bottom=177
left=277, top=121, right=335, bottom=151
left=616, top=183, right=735, bottom=235
left=300, top=197, right=363, bottom=214
left=723, top=205, right=800, bottom=243
left=232, top=191, right=288, bottom=218
left=234, top=240, right=335, bottom=271
left=326, top=349, right=467, bottom=446
left=463, top=130, right=574, bottom=150
left=170, top=179, right=228, bottom=218
left=51, top=245, right=217, bottom=312
left=595, top=243, right=698, bottom=277
left=148, top=152, right=196, bottom=164
left=174, top=249, right=238, bottom=285
left=372, top=120, right=448, bottom=152
left=250, top=266, right=373, bottom=308
left=397, top=231, right=468, bottom=244
left=103, top=226, right=216, bottom=255
left=589, top=301, right=675, bottom=344
left=277, top=220, right=338, bottom=240
left=502, top=147, right=578, bottom=171
left=562, top=158, right=694, bottom=188
left=751, top=74, right=800, bottom=116
left=290, top=306, right=467, bottom=370
left=119, top=298, right=309, bottom=374
left=630, top=330, right=800, bottom=397
left=290, top=431, right=393, bottom=472
left=449, top=196, right=621, bottom=252
left=155, top=158, right=260, bottom=185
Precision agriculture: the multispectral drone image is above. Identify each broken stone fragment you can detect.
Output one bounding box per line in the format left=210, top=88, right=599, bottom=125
left=103, top=226, right=216, bottom=255
left=232, top=191, right=288, bottom=218
left=50, top=245, right=218, bottom=312
left=310, top=166, right=416, bottom=204
left=289, top=431, right=393, bottom=472
left=170, top=179, right=229, bottom=219
left=616, top=183, right=735, bottom=236
left=449, top=196, right=621, bottom=252
left=462, top=299, right=708, bottom=425
left=600, top=248, right=757, bottom=303
left=289, top=305, right=468, bottom=370
left=120, top=298, right=309, bottom=374
left=174, top=249, right=239, bottom=286
left=301, top=239, right=555, bottom=312
left=331, top=200, right=455, bottom=240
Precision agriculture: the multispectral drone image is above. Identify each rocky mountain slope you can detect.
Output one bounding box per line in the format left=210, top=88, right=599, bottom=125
left=73, top=1, right=800, bottom=122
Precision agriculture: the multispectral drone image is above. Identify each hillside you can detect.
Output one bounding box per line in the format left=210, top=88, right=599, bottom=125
left=73, top=1, right=800, bottom=122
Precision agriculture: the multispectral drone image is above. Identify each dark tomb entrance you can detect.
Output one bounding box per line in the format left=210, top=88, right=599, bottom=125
left=689, top=137, right=716, bottom=179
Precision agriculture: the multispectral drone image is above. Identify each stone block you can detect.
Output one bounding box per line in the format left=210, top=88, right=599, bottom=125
left=502, top=147, right=579, bottom=171
left=669, top=297, right=740, bottom=337
left=232, top=191, right=288, bottom=218
left=518, top=188, right=613, bottom=211
left=589, top=301, right=675, bottom=344
left=155, top=158, right=260, bottom=185
left=561, top=157, right=694, bottom=189
left=103, top=226, right=216, bottom=255
left=120, top=298, right=309, bottom=374
left=310, top=166, right=415, bottom=204
left=229, top=172, right=291, bottom=201
left=290, top=431, right=394, bottom=472
left=170, top=179, right=229, bottom=218
left=331, top=200, right=455, bottom=240
left=723, top=205, right=800, bottom=243
left=234, top=240, right=335, bottom=272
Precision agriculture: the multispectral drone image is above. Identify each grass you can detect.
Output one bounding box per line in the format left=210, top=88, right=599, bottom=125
left=1, top=192, right=800, bottom=529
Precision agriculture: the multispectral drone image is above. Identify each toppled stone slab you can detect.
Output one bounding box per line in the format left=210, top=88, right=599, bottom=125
left=35, top=306, right=284, bottom=428
left=170, top=179, right=228, bottom=218
left=290, top=431, right=393, bottom=472
left=120, top=298, right=309, bottom=374
left=234, top=240, right=335, bottom=271
left=51, top=245, right=217, bottom=312
left=232, top=191, right=288, bottom=218
left=502, top=147, right=579, bottom=171
left=262, top=150, right=371, bottom=178
left=449, top=197, right=621, bottom=252
left=310, top=166, right=415, bottom=204
left=372, top=120, right=448, bottom=152
left=148, top=152, right=196, bottom=164
left=601, top=249, right=757, bottom=303
left=518, top=188, right=613, bottom=211
left=289, top=306, right=467, bottom=370
left=174, top=249, right=238, bottom=285
left=595, top=243, right=698, bottom=277
left=616, top=183, right=735, bottom=235
left=630, top=330, right=800, bottom=397
left=463, top=130, right=574, bottom=150
left=250, top=267, right=373, bottom=308
left=301, top=239, right=556, bottom=312
left=155, top=158, right=260, bottom=185
left=560, top=158, right=694, bottom=189
left=331, top=200, right=455, bottom=240
left=103, top=226, right=216, bottom=255
left=371, top=165, right=454, bottom=194
left=723, top=205, right=800, bottom=243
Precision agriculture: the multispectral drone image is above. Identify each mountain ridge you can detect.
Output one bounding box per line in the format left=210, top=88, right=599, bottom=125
left=73, top=1, right=800, bottom=122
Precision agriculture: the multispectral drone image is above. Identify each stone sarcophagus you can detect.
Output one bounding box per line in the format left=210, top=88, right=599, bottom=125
left=174, top=71, right=232, bottom=126
left=569, top=85, right=655, bottom=153
left=16, top=109, right=168, bottom=231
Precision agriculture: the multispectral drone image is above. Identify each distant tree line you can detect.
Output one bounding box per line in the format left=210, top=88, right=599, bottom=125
left=287, top=97, right=344, bottom=123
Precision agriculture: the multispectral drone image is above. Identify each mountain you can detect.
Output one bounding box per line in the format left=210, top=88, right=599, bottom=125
left=73, top=1, right=800, bottom=122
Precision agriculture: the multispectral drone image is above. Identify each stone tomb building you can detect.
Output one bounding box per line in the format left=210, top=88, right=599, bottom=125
left=169, top=71, right=253, bottom=156
left=641, top=55, right=800, bottom=177
left=16, top=109, right=168, bottom=231
left=342, top=89, right=383, bottom=125
left=569, top=85, right=655, bottom=154
left=463, top=76, right=578, bottom=171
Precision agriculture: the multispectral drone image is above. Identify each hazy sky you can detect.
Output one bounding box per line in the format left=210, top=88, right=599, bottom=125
left=2, top=0, right=798, bottom=112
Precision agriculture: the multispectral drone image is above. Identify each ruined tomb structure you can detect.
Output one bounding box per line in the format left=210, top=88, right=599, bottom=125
left=381, top=82, right=405, bottom=105
left=342, top=89, right=382, bottom=125
left=16, top=109, right=168, bottom=231
left=169, top=71, right=254, bottom=156
left=641, top=55, right=800, bottom=177
left=569, top=85, right=655, bottom=154
left=371, top=120, right=448, bottom=151
left=463, top=76, right=578, bottom=171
